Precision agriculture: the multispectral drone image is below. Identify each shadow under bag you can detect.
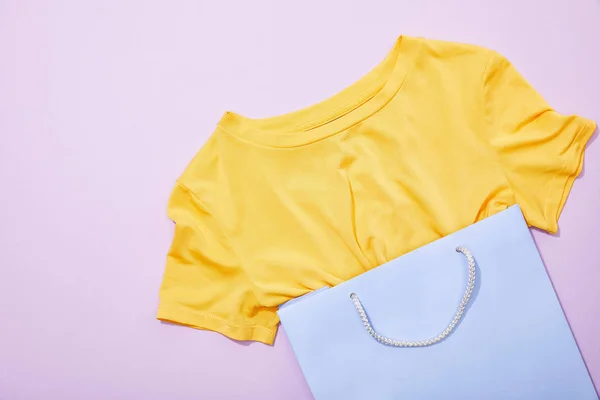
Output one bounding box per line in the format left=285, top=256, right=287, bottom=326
left=278, top=205, right=597, bottom=400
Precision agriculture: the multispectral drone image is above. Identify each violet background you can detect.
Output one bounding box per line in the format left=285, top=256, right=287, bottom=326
left=1, top=1, right=599, bottom=399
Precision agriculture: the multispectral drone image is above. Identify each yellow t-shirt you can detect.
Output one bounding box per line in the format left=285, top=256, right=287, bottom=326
left=157, top=35, right=596, bottom=344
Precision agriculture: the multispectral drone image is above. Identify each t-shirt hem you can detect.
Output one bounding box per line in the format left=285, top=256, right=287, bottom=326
left=157, top=304, right=277, bottom=345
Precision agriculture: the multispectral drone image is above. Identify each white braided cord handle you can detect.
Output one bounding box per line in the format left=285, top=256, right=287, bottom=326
left=349, top=246, right=476, bottom=347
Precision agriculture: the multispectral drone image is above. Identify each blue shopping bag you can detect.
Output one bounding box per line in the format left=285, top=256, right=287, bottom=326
left=278, top=206, right=597, bottom=400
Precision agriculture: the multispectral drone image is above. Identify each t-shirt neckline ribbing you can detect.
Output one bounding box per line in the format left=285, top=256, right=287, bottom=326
left=218, top=35, right=420, bottom=148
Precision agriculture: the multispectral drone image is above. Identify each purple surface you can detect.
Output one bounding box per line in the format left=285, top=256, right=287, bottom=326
left=0, top=1, right=598, bottom=399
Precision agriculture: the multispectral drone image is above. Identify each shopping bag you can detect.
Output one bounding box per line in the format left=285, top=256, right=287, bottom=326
left=278, top=206, right=597, bottom=400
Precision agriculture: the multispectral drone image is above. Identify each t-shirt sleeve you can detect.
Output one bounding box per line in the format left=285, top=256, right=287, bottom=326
left=157, top=182, right=278, bottom=344
left=482, top=50, right=596, bottom=234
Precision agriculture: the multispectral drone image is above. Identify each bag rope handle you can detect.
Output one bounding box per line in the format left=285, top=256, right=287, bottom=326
left=349, top=246, right=476, bottom=347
